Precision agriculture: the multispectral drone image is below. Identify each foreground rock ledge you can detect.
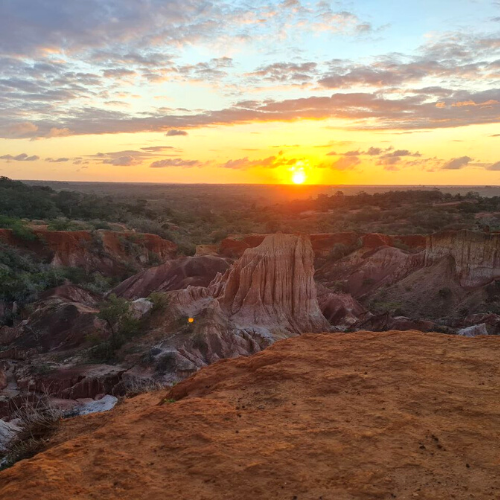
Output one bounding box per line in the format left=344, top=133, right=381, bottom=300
left=2, top=331, right=500, bottom=500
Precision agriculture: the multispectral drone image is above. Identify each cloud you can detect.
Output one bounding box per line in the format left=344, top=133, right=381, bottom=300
left=166, top=130, right=188, bottom=136
left=4, top=121, right=39, bottom=138
left=486, top=161, right=500, bottom=171
left=0, top=153, right=39, bottom=161
left=383, top=149, right=421, bottom=157
left=441, top=156, right=473, bottom=170
left=45, top=157, right=70, bottom=162
left=246, top=62, right=318, bottom=84
left=141, top=146, right=176, bottom=152
left=329, top=156, right=360, bottom=170
left=91, top=148, right=177, bottom=166
left=5, top=86, right=500, bottom=140
left=329, top=146, right=392, bottom=156
left=1, top=2, right=500, bottom=146
left=0, top=0, right=230, bottom=57
left=103, top=155, right=142, bottom=166
left=220, top=156, right=294, bottom=170
left=150, top=158, right=201, bottom=168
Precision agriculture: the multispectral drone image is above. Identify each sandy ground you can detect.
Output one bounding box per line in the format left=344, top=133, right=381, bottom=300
left=1, top=330, right=500, bottom=500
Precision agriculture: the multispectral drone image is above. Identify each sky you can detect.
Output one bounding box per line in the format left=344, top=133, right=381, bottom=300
left=0, top=0, right=500, bottom=185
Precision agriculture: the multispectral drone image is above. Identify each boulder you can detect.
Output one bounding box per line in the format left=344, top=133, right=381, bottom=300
left=0, top=419, right=22, bottom=453
left=130, top=298, right=154, bottom=319
left=74, top=395, right=118, bottom=416
left=458, top=324, right=489, bottom=337
left=316, top=285, right=367, bottom=329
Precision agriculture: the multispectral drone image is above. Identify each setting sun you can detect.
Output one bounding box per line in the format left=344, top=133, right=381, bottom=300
left=292, top=170, right=306, bottom=184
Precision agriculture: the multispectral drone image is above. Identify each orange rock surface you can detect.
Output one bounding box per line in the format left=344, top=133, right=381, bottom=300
left=0, top=229, right=177, bottom=274
left=1, top=330, right=500, bottom=500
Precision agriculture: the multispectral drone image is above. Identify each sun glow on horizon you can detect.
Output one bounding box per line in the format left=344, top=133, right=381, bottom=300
left=292, top=169, right=306, bottom=184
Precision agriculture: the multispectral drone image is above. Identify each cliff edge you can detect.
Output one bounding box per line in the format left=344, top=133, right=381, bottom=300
left=1, top=330, right=499, bottom=500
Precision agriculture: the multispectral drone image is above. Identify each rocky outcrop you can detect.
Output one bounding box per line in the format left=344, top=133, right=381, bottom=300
left=219, top=235, right=266, bottom=258
left=113, top=256, right=230, bottom=299
left=317, top=245, right=425, bottom=298
left=0, top=229, right=177, bottom=276
left=219, top=232, right=427, bottom=260
left=316, top=284, right=367, bottom=329
left=457, top=324, right=489, bottom=337
left=425, top=230, right=500, bottom=288
left=215, top=234, right=329, bottom=335
left=14, top=285, right=103, bottom=352
left=3, top=331, right=500, bottom=500
left=19, top=365, right=126, bottom=399
left=146, top=234, right=331, bottom=379
left=356, top=312, right=437, bottom=332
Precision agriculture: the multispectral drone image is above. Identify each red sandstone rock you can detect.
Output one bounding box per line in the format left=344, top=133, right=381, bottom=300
left=397, top=234, right=426, bottom=249
left=113, top=256, right=231, bottom=299
left=425, top=230, right=500, bottom=288
left=216, top=234, right=330, bottom=335
left=146, top=235, right=331, bottom=374
left=317, top=245, right=425, bottom=298
left=27, top=365, right=126, bottom=399
left=15, top=285, right=103, bottom=352
left=0, top=229, right=177, bottom=276
left=316, top=284, right=367, bottom=328
left=362, top=233, right=393, bottom=248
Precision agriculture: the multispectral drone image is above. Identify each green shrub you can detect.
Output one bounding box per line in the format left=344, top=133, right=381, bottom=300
left=0, top=216, right=37, bottom=241
left=90, top=295, right=142, bottom=362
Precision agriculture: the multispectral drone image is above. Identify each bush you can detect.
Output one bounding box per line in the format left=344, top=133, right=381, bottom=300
left=328, top=243, right=351, bottom=261
left=46, top=218, right=82, bottom=231
left=0, top=243, right=65, bottom=305
left=1, top=394, right=62, bottom=470
left=149, top=292, right=169, bottom=312
left=90, top=295, right=141, bottom=362
left=0, top=216, right=37, bottom=241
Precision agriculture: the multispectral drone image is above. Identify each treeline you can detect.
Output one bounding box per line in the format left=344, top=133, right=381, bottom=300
left=0, top=177, right=150, bottom=221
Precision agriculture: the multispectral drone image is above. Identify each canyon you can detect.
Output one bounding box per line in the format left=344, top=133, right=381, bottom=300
left=2, top=228, right=500, bottom=463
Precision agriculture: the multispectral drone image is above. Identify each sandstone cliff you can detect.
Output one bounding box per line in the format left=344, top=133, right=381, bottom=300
left=425, top=230, right=500, bottom=288
left=215, top=234, right=329, bottom=335
left=0, top=229, right=177, bottom=276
